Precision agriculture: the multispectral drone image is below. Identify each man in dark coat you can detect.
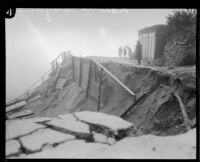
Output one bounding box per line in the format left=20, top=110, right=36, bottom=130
left=123, top=47, right=127, bottom=57
left=118, top=47, right=122, bottom=57
left=135, top=41, right=142, bottom=65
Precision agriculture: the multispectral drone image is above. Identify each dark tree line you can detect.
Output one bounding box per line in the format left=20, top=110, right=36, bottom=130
left=166, top=9, right=196, bottom=66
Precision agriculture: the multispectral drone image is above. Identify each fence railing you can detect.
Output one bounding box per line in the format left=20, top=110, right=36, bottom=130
left=7, top=51, right=136, bottom=117
left=6, top=51, right=71, bottom=107
left=71, top=56, right=136, bottom=114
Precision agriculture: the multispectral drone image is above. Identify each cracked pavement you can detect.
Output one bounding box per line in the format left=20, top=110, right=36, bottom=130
left=6, top=111, right=135, bottom=158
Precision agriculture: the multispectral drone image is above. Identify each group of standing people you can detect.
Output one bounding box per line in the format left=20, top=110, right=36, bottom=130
left=118, top=41, right=142, bottom=65
left=118, top=46, right=132, bottom=58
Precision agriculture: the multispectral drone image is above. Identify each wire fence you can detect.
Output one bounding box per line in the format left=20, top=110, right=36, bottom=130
left=7, top=51, right=136, bottom=117
left=6, top=51, right=70, bottom=107
left=72, top=56, right=136, bottom=114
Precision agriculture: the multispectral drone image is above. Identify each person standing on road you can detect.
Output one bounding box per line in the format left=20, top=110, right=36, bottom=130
left=127, top=47, right=132, bottom=58
left=135, top=41, right=142, bottom=65
left=123, top=47, right=127, bottom=57
left=118, top=47, right=122, bottom=57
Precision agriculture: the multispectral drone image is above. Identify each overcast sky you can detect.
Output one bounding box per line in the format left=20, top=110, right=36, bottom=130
left=6, top=8, right=176, bottom=102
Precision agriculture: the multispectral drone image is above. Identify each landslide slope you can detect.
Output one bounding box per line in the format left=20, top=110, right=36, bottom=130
left=22, top=57, right=196, bottom=136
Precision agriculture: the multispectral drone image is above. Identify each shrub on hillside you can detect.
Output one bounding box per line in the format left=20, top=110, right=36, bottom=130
left=151, top=56, right=166, bottom=66
left=179, top=47, right=196, bottom=66
left=165, top=9, right=196, bottom=67
left=166, top=9, right=196, bottom=40
left=166, top=9, right=196, bottom=46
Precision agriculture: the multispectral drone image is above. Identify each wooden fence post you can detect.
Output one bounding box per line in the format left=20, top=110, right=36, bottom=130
left=173, top=93, right=191, bottom=131
left=94, top=63, right=97, bottom=81
left=85, top=60, right=92, bottom=100
left=25, top=91, right=29, bottom=103
left=62, top=52, right=64, bottom=62
left=56, top=61, right=59, bottom=69
left=51, top=61, right=55, bottom=71
left=42, top=76, right=44, bottom=85
left=42, top=76, right=45, bottom=94
left=79, top=57, right=82, bottom=87
left=51, top=68, right=61, bottom=93
left=97, top=68, right=103, bottom=111
left=72, top=56, right=75, bottom=82
left=63, top=52, right=67, bottom=63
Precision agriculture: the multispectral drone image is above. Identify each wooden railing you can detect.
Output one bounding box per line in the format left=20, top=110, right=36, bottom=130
left=7, top=51, right=136, bottom=117
left=92, top=59, right=136, bottom=96
left=71, top=56, right=136, bottom=113
left=6, top=51, right=71, bottom=108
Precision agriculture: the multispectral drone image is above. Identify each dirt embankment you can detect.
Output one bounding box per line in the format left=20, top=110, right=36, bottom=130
left=102, top=61, right=196, bottom=135
left=24, top=57, right=196, bottom=136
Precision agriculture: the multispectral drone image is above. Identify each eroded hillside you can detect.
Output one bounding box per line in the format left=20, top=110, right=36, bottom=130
left=19, top=57, right=196, bottom=136
left=6, top=56, right=196, bottom=159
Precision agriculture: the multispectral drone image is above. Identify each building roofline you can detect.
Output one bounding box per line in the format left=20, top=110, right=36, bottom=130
left=138, top=24, right=167, bottom=35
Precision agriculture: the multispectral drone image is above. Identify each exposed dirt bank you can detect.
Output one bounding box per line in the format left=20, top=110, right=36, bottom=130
left=100, top=60, right=196, bottom=135
left=19, top=57, right=196, bottom=136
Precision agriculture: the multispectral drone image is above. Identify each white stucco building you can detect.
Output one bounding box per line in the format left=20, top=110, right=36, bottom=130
left=139, top=32, right=156, bottom=62
left=138, top=25, right=167, bottom=62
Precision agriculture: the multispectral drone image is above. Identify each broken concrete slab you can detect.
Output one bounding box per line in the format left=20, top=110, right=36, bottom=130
left=5, top=112, right=196, bottom=159
left=47, top=117, right=90, bottom=133
left=74, top=111, right=133, bottom=131
left=6, top=140, right=21, bottom=157
left=93, top=133, right=115, bottom=145
left=36, top=121, right=94, bottom=142
left=72, top=112, right=137, bottom=141
left=6, top=119, right=46, bottom=140
left=93, top=133, right=107, bottom=143
left=25, top=140, right=110, bottom=159
left=20, top=128, right=75, bottom=152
